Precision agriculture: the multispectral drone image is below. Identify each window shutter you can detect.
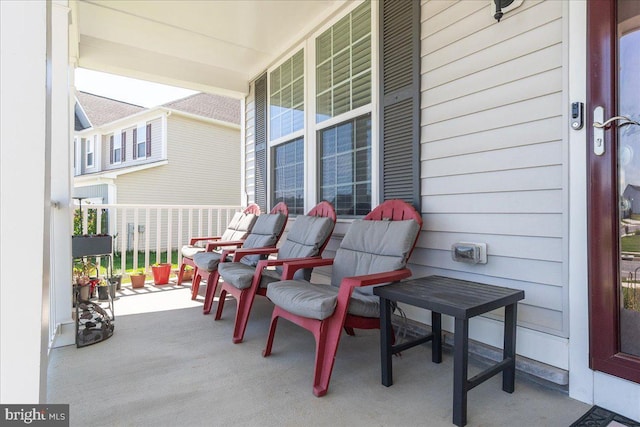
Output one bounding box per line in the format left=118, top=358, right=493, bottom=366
left=133, top=128, right=137, bottom=159
left=122, top=131, right=126, bottom=161
left=254, top=73, right=268, bottom=212
left=379, top=0, right=420, bottom=209
left=146, top=123, right=152, bottom=157
left=110, top=135, right=114, bottom=164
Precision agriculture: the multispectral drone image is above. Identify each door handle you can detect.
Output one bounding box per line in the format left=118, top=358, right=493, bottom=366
left=593, top=115, right=640, bottom=129
left=592, top=108, right=640, bottom=156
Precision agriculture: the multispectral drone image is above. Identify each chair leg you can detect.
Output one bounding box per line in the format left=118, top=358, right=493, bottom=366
left=191, top=270, right=201, bottom=300
left=312, top=319, right=344, bottom=397
left=214, top=287, right=227, bottom=319
left=232, top=288, right=259, bottom=344
left=177, top=262, right=186, bottom=285
left=262, top=308, right=281, bottom=357
left=344, top=327, right=355, bottom=336
left=202, top=270, right=220, bottom=314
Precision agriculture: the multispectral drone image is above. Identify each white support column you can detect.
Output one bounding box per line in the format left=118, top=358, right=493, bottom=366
left=1, top=0, right=49, bottom=403
left=50, top=0, right=74, bottom=348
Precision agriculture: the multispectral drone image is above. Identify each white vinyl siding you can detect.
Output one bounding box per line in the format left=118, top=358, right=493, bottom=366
left=419, top=0, right=566, bottom=338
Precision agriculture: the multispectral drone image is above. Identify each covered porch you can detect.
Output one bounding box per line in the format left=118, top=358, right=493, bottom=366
left=47, top=283, right=590, bottom=426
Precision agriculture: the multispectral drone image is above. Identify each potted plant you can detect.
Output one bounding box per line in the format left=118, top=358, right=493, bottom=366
left=130, top=269, right=146, bottom=289
left=151, top=263, right=172, bottom=285
left=174, top=265, right=194, bottom=282
left=73, top=259, right=95, bottom=301
left=97, top=278, right=110, bottom=300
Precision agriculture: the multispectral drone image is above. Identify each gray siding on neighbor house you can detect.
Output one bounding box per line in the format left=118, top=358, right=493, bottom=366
left=245, top=81, right=256, bottom=205
left=418, top=0, right=566, bottom=336
left=73, top=184, right=108, bottom=202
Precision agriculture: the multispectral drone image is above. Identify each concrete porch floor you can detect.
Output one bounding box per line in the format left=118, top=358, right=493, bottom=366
left=47, top=281, right=591, bottom=427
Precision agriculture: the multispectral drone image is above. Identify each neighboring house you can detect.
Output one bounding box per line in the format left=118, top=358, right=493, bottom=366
left=4, top=0, right=640, bottom=422
left=73, top=92, right=241, bottom=207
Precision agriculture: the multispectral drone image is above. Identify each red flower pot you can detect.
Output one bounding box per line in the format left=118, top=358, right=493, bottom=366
left=151, top=263, right=172, bottom=285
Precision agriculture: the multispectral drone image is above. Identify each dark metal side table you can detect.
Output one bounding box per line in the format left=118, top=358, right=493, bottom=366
left=373, top=275, right=525, bottom=427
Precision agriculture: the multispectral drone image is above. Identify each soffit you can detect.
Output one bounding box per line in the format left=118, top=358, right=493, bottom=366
left=74, top=0, right=345, bottom=97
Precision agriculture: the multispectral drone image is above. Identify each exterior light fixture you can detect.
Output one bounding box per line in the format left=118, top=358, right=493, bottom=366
left=494, top=0, right=515, bottom=22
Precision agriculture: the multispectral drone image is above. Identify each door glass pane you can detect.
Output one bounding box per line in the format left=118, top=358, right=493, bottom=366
left=617, top=1, right=640, bottom=357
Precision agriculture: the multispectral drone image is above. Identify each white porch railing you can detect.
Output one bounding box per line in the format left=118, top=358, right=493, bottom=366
left=74, top=203, right=243, bottom=273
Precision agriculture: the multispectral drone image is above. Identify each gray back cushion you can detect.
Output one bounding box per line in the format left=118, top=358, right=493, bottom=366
left=331, top=219, right=420, bottom=295
left=240, top=213, right=287, bottom=267
left=275, top=215, right=334, bottom=279
left=220, top=212, right=258, bottom=242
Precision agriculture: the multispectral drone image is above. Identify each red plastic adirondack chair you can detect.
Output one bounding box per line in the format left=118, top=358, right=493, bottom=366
left=214, top=201, right=337, bottom=343
left=262, top=199, right=422, bottom=397
left=177, top=203, right=260, bottom=286
left=193, top=202, right=289, bottom=307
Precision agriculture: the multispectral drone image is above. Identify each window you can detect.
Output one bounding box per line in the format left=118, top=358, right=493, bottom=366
left=272, top=138, right=304, bottom=215
left=319, top=114, right=371, bottom=215
left=86, top=137, right=94, bottom=168
left=316, top=1, right=371, bottom=123
left=111, top=132, right=123, bottom=164
left=270, top=50, right=304, bottom=141
left=133, top=123, right=151, bottom=159
left=268, top=49, right=305, bottom=213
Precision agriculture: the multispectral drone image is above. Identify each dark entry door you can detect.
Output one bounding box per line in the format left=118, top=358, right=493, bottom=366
left=588, top=0, right=640, bottom=383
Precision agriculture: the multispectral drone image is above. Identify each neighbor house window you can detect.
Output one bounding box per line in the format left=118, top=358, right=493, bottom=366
left=315, top=0, right=371, bottom=123
left=86, top=137, right=94, bottom=168
left=111, top=132, right=123, bottom=164
left=134, top=123, right=151, bottom=159
left=319, top=114, right=371, bottom=215
left=272, top=138, right=304, bottom=215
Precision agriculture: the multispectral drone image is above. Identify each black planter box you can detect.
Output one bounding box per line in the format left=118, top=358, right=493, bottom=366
left=72, top=235, right=113, bottom=257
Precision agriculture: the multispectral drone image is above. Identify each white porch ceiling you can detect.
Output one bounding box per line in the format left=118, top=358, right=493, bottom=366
left=72, top=0, right=346, bottom=98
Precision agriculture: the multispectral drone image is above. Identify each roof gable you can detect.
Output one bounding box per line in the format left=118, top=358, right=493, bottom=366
left=162, top=93, right=240, bottom=125
left=76, top=91, right=145, bottom=127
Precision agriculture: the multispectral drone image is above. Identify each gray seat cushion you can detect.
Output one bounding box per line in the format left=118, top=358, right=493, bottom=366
left=218, top=263, right=282, bottom=290
left=181, top=245, right=205, bottom=259
left=267, top=280, right=382, bottom=320
left=192, top=251, right=223, bottom=272
left=239, top=213, right=287, bottom=266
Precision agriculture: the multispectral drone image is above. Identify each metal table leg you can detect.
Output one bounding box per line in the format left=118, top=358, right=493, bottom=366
left=453, top=317, right=469, bottom=427
left=380, top=296, right=393, bottom=387
left=502, top=303, right=517, bottom=393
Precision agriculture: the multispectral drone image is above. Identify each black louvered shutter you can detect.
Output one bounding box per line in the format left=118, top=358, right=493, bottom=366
left=254, top=73, right=268, bottom=212
left=146, top=123, right=152, bottom=157
left=133, top=128, right=137, bottom=160
left=122, top=131, right=126, bottom=161
left=110, top=135, right=114, bottom=164
left=379, top=0, right=420, bottom=209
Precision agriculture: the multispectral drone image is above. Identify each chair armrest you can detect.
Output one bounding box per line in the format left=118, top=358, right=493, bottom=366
left=229, top=247, right=279, bottom=263
left=189, top=236, right=222, bottom=245
left=340, top=268, right=413, bottom=290
left=205, top=240, right=244, bottom=252
left=280, top=258, right=334, bottom=280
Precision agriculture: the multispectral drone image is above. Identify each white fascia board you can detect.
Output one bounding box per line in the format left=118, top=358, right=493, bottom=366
left=73, top=159, right=168, bottom=184
left=161, top=107, right=241, bottom=130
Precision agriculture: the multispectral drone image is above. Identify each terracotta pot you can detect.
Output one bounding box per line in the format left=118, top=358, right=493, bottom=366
left=130, top=274, right=146, bottom=289
left=151, top=263, right=172, bottom=285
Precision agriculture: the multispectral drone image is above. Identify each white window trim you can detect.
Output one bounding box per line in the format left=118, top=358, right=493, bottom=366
left=86, top=136, right=95, bottom=168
